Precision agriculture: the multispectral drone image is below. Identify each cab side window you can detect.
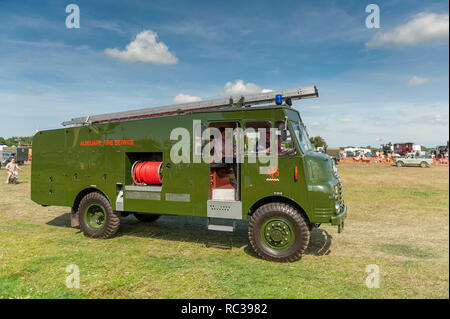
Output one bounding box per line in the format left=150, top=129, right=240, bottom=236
left=244, top=121, right=272, bottom=155
left=275, top=121, right=297, bottom=156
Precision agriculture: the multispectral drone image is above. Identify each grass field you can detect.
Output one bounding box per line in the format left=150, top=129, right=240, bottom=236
left=0, top=163, right=448, bottom=298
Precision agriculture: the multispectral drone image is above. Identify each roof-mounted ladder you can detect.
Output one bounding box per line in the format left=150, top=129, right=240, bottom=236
left=61, top=85, right=318, bottom=126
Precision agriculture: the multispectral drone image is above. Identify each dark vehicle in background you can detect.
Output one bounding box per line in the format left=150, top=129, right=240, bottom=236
left=1, top=146, right=30, bottom=167
left=325, top=148, right=341, bottom=164
left=1, top=151, right=15, bottom=167
left=346, top=151, right=355, bottom=157
left=365, top=152, right=377, bottom=157
left=435, top=143, right=449, bottom=158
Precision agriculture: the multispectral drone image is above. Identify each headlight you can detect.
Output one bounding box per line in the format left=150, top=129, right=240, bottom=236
left=335, top=202, right=340, bottom=213
left=333, top=185, right=339, bottom=201
left=332, top=160, right=339, bottom=177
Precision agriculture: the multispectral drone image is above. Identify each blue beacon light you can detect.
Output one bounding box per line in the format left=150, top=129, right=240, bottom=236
left=275, top=94, right=283, bottom=105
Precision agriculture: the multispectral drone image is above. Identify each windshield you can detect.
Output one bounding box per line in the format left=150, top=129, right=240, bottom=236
left=290, top=121, right=313, bottom=153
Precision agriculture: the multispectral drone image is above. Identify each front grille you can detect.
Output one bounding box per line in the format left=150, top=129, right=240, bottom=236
left=338, top=181, right=344, bottom=210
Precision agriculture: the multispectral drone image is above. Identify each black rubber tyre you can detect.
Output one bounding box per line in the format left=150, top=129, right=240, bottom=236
left=420, top=161, right=428, bottom=168
left=396, top=161, right=404, bottom=167
left=78, top=192, right=120, bottom=239
left=248, top=202, right=310, bottom=262
left=134, top=213, right=161, bottom=223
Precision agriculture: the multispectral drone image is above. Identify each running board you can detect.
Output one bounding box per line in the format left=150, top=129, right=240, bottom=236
left=206, top=218, right=236, bottom=232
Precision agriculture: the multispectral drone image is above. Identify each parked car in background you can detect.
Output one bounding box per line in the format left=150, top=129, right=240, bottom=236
left=325, top=148, right=341, bottom=164
left=1, top=146, right=30, bottom=166
left=365, top=152, right=377, bottom=157
left=0, top=145, right=6, bottom=168
left=1, top=151, right=14, bottom=167
left=394, top=152, right=433, bottom=168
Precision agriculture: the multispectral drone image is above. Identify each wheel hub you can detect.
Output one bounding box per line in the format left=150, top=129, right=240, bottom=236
left=261, top=218, right=295, bottom=251
left=85, top=204, right=106, bottom=230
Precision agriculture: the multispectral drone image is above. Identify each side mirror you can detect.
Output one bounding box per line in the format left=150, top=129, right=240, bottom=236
left=277, top=122, right=288, bottom=141
left=280, top=129, right=287, bottom=141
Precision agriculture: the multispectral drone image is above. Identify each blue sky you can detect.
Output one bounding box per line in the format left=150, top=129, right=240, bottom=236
left=0, top=0, right=448, bottom=147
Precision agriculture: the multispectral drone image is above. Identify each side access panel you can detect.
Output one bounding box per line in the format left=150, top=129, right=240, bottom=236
left=207, top=200, right=242, bottom=219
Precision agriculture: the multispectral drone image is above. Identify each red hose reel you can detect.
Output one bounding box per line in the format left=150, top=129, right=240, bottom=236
left=132, top=161, right=162, bottom=185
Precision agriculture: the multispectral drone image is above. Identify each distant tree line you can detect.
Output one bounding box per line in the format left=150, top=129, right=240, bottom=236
left=0, top=136, right=33, bottom=146
left=309, top=136, right=327, bottom=148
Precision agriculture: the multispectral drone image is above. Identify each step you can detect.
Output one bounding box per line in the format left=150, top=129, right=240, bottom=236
left=206, top=218, right=236, bottom=232
left=207, top=224, right=235, bottom=232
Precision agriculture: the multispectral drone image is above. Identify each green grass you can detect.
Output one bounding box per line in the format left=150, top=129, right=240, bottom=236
left=0, top=163, right=448, bottom=298
left=378, top=243, right=436, bottom=259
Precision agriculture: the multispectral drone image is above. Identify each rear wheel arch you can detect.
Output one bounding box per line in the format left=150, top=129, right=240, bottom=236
left=73, top=187, right=111, bottom=213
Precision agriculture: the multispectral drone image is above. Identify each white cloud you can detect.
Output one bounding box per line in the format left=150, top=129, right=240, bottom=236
left=309, top=121, right=324, bottom=128
left=408, top=75, right=431, bottom=86
left=173, top=93, right=203, bottom=104
left=87, top=20, right=127, bottom=34
left=104, top=30, right=178, bottom=64
left=434, top=113, right=449, bottom=124
left=222, top=80, right=272, bottom=96
left=366, top=12, right=449, bottom=48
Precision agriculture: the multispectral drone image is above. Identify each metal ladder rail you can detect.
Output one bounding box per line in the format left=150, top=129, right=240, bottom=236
left=61, top=85, right=318, bottom=126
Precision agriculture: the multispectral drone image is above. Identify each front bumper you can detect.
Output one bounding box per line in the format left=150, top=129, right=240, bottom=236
left=331, top=204, right=347, bottom=233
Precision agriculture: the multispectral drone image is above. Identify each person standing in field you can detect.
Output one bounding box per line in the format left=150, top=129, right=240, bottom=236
left=5, top=158, right=21, bottom=183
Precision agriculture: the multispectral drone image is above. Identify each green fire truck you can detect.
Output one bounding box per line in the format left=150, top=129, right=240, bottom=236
left=31, top=86, right=346, bottom=262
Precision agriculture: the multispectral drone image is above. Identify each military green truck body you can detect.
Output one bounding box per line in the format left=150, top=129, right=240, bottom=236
left=31, top=87, right=347, bottom=262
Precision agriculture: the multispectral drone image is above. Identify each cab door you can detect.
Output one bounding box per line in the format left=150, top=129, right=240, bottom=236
left=240, top=120, right=303, bottom=214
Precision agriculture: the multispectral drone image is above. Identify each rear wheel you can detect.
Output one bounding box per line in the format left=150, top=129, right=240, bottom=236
left=248, top=203, right=310, bottom=262
left=420, top=161, right=428, bottom=168
left=396, top=161, right=404, bottom=167
left=79, top=192, right=120, bottom=238
left=134, top=213, right=161, bottom=223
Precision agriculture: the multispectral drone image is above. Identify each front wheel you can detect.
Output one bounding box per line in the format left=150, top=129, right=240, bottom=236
left=79, top=192, right=120, bottom=238
left=248, top=203, right=310, bottom=262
